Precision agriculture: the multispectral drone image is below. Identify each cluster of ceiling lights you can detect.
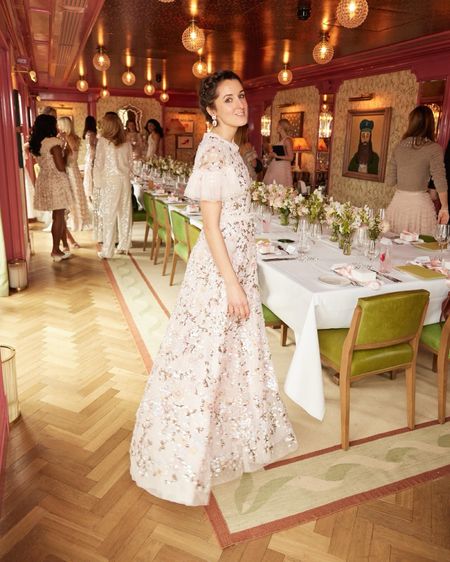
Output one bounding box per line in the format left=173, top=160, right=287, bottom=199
left=278, top=0, right=369, bottom=85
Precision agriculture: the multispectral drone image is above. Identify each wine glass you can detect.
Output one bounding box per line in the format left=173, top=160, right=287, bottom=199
left=435, top=224, right=449, bottom=263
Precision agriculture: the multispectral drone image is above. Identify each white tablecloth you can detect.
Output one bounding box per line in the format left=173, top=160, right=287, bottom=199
left=257, top=223, right=449, bottom=420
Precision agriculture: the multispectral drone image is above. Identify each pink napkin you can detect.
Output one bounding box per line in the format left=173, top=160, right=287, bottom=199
left=332, top=264, right=383, bottom=290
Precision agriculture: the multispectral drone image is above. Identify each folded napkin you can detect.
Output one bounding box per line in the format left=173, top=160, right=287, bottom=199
left=400, top=230, right=419, bottom=242
left=395, top=264, right=446, bottom=279
left=331, top=264, right=383, bottom=290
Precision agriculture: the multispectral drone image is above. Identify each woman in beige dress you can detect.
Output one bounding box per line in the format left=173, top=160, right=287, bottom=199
left=263, top=118, right=294, bottom=187
left=58, top=117, right=91, bottom=236
left=386, top=105, right=448, bottom=235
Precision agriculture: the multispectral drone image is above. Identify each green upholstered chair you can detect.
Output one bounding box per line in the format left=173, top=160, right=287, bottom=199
left=169, top=210, right=190, bottom=286
left=420, top=315, right=450, bottom=423
left=262, top=304, right=288, bottom=347
left=187, top=223, right=201, bottom=255
left=153, top=199, right=172, bottom=276
left=318, top=290, right=429, bottom=449
left=142, top=192, right=157, bottom=258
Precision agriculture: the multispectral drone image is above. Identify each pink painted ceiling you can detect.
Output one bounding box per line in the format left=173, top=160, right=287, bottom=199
left=13, top=0, right=450, bottom=92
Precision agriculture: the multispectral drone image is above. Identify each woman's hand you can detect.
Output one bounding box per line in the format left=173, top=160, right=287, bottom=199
left=226, top=281, right=250, bottom=321
left=438, top=208, right=449, bottom=224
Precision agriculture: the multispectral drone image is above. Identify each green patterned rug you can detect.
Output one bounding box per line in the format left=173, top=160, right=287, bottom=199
left=206, top=421, right=450, bottom=546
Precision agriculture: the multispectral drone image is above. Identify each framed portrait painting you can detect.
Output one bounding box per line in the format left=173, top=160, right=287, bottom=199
left=342, top=108, right=392, bottom=182
left=280, top=111, right=304, bottom=138
left=177, top=135, right=193, bottom=149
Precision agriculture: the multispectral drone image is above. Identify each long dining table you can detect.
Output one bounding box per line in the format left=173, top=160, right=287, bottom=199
left=151, top=193, right=449, bottom=421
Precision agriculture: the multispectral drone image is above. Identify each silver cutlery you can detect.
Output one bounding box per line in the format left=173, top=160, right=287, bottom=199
left=368, top=267, right=401, bottom=283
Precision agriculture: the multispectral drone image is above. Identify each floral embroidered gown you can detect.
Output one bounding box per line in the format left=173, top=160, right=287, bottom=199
left=130, top=132, right=297, bottom=506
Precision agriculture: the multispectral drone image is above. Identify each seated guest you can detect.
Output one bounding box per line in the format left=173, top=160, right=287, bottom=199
left=386, top=105, right=448, bottom=235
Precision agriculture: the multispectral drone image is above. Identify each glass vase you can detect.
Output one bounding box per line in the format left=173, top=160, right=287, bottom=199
left=279, top=211, right=290, bottom=226
left=309, top=221, right=321, bottom=240
left=341, top=234, right=352, bottom=255
left=329, top=225, right=339, bottom=242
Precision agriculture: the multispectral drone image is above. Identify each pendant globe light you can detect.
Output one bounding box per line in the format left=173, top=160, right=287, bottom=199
left=100, top=87, right=110, bottom=98
left=182, top=18, right=205, bottom=52
left=192, top=56, right=208, bottom=79
left=278, top=64, right=293, bottom=86
left=312, top=32, right=334, bottom=64
left=144, top=83, right=155, bottom=96
left=336, top=0, right=369, bottom=28
left=160, top=91, right=169, bottom=103
left=122, top=68, right=136, bottom=86
left=92, top=47, right=111, bottom=71
left=76, top=76, right=89, bottom=92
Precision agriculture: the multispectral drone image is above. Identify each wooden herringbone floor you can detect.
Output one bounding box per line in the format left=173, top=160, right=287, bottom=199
left=0, top=229, right=449, bottom=562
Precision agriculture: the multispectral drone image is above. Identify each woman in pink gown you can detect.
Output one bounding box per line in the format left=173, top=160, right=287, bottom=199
left=130, top=71, right=297, bottom=506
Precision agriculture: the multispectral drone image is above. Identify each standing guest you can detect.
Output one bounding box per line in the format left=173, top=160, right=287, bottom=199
left=126, top=119, right=143, bottom=160
left=235, top=124, right=260, bottom=180
left=130, top=70, right=297, bottom=506
left=144, top=119, right=163, bottom=160
left=94, top=112, right=133, bottom=259
left=57, top=117, right=91, bottom=238
left=29, top=114, right=73, bottom=261
left=82, top=116, right=97, bottom=203
left=386, top=105, right=449, bottom=235
left=263, top=118, right=294, bottom=187
left=41, top=106, right=57, bottom=118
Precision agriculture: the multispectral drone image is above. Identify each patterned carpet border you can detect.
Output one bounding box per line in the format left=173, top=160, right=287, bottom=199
left=103, top=253, right=450, bottom=549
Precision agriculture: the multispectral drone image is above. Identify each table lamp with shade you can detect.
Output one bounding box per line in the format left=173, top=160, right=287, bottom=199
left=291, top=137, right=310, bottom=172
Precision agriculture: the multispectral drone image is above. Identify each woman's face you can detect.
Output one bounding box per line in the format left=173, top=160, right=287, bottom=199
left=147, top=123, right=155, bottom=133
left=127, top=122, right=137, bottom=132
left=209, top=79, right=247, bottom=129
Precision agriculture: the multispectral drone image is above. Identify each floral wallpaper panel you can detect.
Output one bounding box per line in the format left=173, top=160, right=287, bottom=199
left=329, top=70, right=419, bottom=209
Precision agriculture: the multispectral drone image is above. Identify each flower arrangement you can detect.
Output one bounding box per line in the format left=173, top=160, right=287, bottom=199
left=250, top=181, right=269, bottom=205
left=267, top=183, right=296, bottom=225
left=334, top=202, right=361, bottom=255
left=357, top=205, right=372, bottom=226
left=304, top=188, right=326, bottom=223
left=368, top=213, right=382, bottom=241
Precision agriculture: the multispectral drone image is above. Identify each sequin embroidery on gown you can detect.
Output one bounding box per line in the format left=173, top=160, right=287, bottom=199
left=66, top=149, right=91, bottom=230
left=130, top=132, right=298, bottom=506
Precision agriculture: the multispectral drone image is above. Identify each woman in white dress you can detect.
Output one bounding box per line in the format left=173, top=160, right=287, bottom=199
left=82, top=116, right=97, bottom=203
left=94, top=112, right=133, bottom=259
left=130, top=71, right=297, bottom=507
left=144, top=119, right=163, bottom=160
left=263, top=118, right=294, bottom=187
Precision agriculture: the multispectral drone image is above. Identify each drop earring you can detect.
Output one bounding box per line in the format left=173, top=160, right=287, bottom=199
left=211, top=115, right=218, bottom=127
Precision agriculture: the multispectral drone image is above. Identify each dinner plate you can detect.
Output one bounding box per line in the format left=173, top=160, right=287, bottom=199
left=318, top=274, right=351, bottom=286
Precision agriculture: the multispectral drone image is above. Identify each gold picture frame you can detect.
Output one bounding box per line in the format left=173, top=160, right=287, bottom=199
left=342, top=108, right=392, bottom=183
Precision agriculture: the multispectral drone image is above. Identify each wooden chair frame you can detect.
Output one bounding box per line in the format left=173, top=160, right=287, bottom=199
left=143, top=194, right=157, bottom=259
left=169, top=211, right=190, bottom=287
left=320, top=299, right=429, bottom=450
left=264, top=316, right=288, bottom=347
left=420, top=316, right=450, bottom=423
left=153, top=201, right=172, bottom=276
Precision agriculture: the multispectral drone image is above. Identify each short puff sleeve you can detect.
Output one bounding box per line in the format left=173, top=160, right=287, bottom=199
left=184, top=144, right=244, bottom=202
left=41, top=137, right=63, bottom=153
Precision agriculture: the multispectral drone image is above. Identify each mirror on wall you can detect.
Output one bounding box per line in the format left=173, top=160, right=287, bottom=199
left=314, top=94, right=334, bottom=191
left=418, top=79, right=446, bottom=140
left=118, top=105, right=143, bottom=132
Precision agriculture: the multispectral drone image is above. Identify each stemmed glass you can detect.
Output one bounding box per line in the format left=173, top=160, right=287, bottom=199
left=435, top=224, right=449, bottom=264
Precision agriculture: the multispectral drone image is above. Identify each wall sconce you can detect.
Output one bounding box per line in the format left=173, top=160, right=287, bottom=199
left=261, top=115, right=271, bottom=137
left=12, top=68, right=37, bottom=82
left=348, top=93, right=373, bottom=102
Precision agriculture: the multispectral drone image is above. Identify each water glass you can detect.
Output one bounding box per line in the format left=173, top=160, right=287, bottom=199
left=262, top=208, right=271, bottom=233
left=435, top=224, right=449, bottom=263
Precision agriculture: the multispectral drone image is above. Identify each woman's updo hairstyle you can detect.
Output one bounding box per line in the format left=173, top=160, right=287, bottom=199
left=199, top=70, right=242, bottom=124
